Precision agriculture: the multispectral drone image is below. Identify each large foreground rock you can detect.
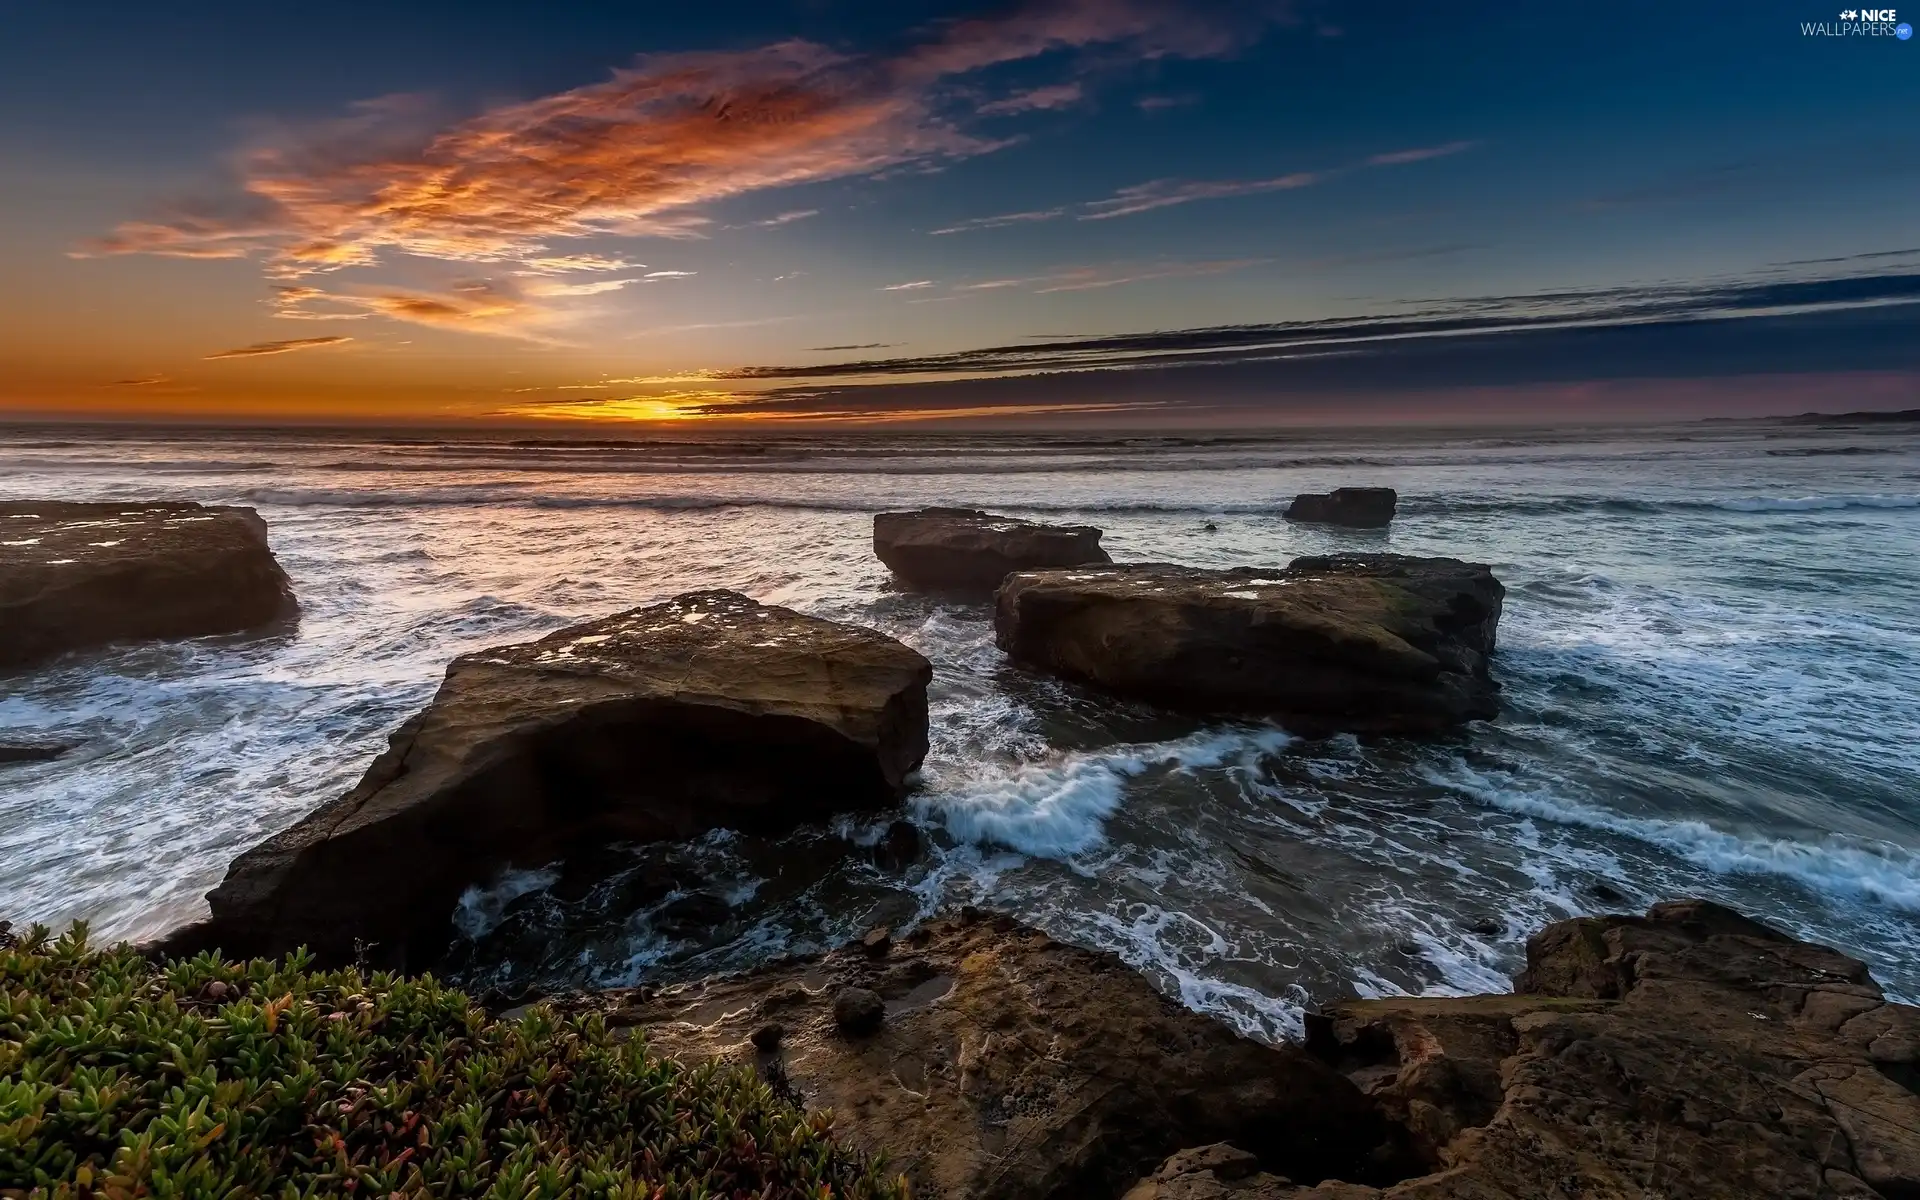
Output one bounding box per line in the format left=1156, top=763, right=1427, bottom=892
left=0, top=501, right=295, bottom=670
left=1285, top=488, right=1397, bottom=528
left=994, top=553, right=1503, bottom=735
left=1252, top=899, right=1920, bottom=1199
left=592, top=913, right=1414, bottom=1199
left=874, top=507, right=1110, bottom=593
left=169, top=591, right=932, bottom=967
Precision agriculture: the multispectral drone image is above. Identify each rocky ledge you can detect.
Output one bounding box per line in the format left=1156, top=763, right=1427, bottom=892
left=1285, top=488, right=1398, bottom=528
left=993, top=553, right=1503, bottom=735
left=874, top=507, right=1111, bottom=594
left=164, top=590, right=932, bottom=968
left=0, top=500, right=296, bottom=670
left=590, top=911, right=1414, bottom=1200
left=1270, top=897, right=1920, bottom=1199
left=585, top=900, right=1920, bottom=1200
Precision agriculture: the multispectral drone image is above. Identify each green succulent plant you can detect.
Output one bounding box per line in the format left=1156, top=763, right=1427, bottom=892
left=0, top=923, right=906, bottom=1199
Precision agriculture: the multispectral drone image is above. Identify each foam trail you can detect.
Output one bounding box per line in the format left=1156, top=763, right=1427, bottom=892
left=1429, top=761, right=1920, bottom=912
left=1078, top=905, right=1309, bottom=1043
left=1709, top=494, right=1920, bottom=512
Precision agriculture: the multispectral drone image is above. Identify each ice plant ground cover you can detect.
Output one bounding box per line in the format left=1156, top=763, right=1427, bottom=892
left=0, top=922, right=905, bottom=1199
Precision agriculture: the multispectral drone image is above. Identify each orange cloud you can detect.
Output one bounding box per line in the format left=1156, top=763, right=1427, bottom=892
left=205, top=336, right=354, bottom=360
left=80, top=0, right=1271, bottom=312
left=268, top=280, right=551, bottom=338
left=73, top=220, right=267, bottom=260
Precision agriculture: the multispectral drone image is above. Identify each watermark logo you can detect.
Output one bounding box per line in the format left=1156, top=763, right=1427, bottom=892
left=1802, top=6, right=1909, bottom=33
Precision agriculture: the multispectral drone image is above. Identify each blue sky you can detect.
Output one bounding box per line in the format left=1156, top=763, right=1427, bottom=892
left=2, top=0, right=1915, bottom=424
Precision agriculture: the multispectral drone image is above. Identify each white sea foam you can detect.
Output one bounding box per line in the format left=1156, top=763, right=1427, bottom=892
left=1428, top=760, right=1920, bottom=912
left=453, top=865, right=563, bottom=939
left=920, top=727, right=1292, bottom=859
left=1709, top=493, right=1920, bottom=512
left=1076, top=904, right=1310, bottom=1043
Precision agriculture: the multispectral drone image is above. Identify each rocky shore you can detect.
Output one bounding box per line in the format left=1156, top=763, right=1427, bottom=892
left=12, top=485, right=1916, bottom=1198
left=572, top=899, right=1920, bottom=1200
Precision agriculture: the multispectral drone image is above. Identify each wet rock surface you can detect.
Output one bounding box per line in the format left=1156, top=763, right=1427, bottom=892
left=592, top=913, right=1410, bottom=1200
left=165, top=590, right=932, bottom=968
left=1124, top=1142, right=1309, bottom=1199
left=1285, top=488, right=1398, bottom=528
left=993, top=553, right=1503, bottom=735
left=1285, top=898, right=1920, bottom=1198
left=0, top=742, right=73, bottom=765
left=0, top=501, right=295, bottom=670
left=874, top=507, right=1110, bottom=594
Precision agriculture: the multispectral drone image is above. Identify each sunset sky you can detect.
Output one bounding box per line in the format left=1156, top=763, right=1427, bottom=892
left=3, top=0, right=1917, bottom=426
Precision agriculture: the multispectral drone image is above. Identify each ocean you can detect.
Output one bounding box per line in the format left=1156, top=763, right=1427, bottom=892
left=2, top=419, right=1917, bottom=1042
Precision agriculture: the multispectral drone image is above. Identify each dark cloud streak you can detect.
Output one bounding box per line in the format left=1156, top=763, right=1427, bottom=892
left=707, top=270, right=1920, bottom=384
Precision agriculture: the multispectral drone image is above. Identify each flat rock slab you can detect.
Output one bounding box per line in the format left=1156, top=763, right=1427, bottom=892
left=1285, top=488, right=1397, bottom=528
left=169, top=590, right=932, bottom=967
left=1275, top=898, right=1920, bottom=1198
left=0, top=501, right=295, bottom=670
left=594, top=913, right=1409, bottom=1200
left=994, top=553, right=1503, bottom=735
left=874, top=507, right=1110, bottom=594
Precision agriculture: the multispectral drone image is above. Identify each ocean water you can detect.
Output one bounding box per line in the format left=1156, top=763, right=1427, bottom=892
left=3, top=420, right=1918, bottom=1042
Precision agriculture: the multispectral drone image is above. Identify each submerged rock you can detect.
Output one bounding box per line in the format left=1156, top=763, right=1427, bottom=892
left=873, top=507, right=1110, bottom=594
left=1284, top=488, right=1397, bottom=528
left=1291, top=898, right=1920, bottom=1198
left=0, top=742, right=73, bottom=765
left=168, top=590, right=932, bottom=967
left=595, top=913, right=1408, bottom=1199
left=0, top=501, right=295, bottom=670
left=654, top=891, right=735, bottom=940
left=993, top=553, right=1503, bottom=735
left=872, top=818, right=924, bottom=871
